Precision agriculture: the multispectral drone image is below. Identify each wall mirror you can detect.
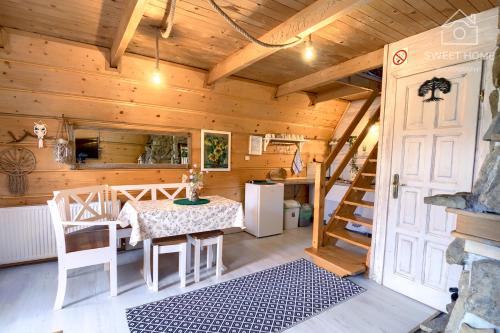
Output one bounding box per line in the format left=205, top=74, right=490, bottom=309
left=71, top=127, right=191, bottom=169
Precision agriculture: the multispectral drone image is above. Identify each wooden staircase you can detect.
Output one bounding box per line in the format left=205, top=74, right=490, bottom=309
left=306, top=90, right=379, bottom=277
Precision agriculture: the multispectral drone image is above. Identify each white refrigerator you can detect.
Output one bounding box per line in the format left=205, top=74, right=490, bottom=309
left=244, top=182, right=284, bottom=237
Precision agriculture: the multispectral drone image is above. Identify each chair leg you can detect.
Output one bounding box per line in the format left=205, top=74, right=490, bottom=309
left=54, top=264, right=67, bottom=311
left=206, top=245, right=213, bottom=269
left=143, top=239, right=152, bottom=288
left=179, top=243, right=187, bottom=288
left=186, top=240, right=192, bottom=273
left=152, top=245, right=159, bottom=292
left=110, top=250, right=118, bottom=297
left=216, top=236, right=223, bottom=279
left=194, top=239, right=201, bottom=283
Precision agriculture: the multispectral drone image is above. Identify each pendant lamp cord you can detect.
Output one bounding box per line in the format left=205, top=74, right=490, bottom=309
left=155, top=29, right=160, bottom=69
left=206, top=0, right=303, bottom=49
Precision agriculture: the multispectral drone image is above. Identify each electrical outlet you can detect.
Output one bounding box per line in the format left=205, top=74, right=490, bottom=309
left=245, top=155, right=250, bottom=161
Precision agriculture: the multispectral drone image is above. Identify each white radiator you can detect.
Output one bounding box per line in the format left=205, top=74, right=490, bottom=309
left=0, top=205, right=57, bottom=265
left=0, top=201, right=119, bottom=266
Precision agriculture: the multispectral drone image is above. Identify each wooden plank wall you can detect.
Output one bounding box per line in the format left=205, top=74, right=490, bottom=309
left=0, top=29, right=349, bottom=207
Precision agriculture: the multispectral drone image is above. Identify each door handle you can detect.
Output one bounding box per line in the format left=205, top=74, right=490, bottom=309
left=392, top=173, right=406, bottom=199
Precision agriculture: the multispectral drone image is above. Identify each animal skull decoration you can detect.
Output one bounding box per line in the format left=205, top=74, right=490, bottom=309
left=33, top=121, right=47, bottom=148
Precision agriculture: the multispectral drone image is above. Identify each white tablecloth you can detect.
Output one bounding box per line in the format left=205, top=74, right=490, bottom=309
left=118, top=195, right=245, bottom=246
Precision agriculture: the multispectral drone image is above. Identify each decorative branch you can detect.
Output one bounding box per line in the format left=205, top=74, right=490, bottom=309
left=7, top=130, right=54, bottom=144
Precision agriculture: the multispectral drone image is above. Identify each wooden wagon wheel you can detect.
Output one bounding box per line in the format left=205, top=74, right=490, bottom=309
left=0, top=147, right=36, bottom=195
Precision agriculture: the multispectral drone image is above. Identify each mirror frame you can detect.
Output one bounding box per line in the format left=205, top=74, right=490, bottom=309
left=70, top=126, right=192, bottom=170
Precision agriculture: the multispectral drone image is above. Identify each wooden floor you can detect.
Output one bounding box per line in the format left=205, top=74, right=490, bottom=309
left=0, top=227, right=434, bottom=333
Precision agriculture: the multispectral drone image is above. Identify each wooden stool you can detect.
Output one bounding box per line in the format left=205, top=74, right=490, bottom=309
left=152, top=235, right=187, bottom=291
left=187, top=230, right=224, bottom=283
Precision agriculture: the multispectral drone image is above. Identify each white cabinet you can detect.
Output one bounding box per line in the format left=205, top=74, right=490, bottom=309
left=244, top=183, right=284, bottom=237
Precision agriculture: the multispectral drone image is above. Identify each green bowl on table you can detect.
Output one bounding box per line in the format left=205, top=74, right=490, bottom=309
left=173, top=198, right=210, bottom=205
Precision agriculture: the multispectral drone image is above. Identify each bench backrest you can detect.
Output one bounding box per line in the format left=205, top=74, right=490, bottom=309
left=48, top=185, right=111, bottom=255
left=109, top=183, right=188, bottom=218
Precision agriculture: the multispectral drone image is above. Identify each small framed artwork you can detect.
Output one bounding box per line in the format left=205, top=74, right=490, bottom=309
left=248, top=135, right=263, bottom=155
left=201, top=129, right=231, bottom=171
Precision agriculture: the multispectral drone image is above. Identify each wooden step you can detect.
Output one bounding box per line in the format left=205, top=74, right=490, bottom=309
left=344, top=199, right=374, bottom=208
left=305, top=246, right=366, bottom=277
left=361, top=172, right=376, bottom=177
left=352, top=185, right=375, bottom=192
left=326, top=226, right=371, bottom=250
left=335, top=213, right=373, bottom=228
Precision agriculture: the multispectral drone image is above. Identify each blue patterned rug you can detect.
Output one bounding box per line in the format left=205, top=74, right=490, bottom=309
left=126, top=258, right=365, bottom=333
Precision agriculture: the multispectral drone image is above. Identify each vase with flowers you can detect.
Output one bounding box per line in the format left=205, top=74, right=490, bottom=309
left=182, top=164, right=206, bottom=202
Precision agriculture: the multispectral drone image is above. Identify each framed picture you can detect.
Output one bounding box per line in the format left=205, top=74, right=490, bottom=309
left=201, top=129, right=231, bottom=171
left=248, top=135, right=263, bottom=155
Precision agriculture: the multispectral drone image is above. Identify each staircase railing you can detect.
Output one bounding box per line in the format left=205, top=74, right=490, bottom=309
left=311, top=90, right=378, bottom=250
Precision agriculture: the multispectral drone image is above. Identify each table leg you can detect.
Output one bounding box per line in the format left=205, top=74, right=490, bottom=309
left=143, top=239, right=153, bottom=289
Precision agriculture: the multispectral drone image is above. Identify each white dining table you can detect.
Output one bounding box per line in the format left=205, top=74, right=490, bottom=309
left=117, top=195, right=245, bottom=288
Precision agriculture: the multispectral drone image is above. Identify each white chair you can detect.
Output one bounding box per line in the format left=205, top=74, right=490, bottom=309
left=110, top=183, right=188, bottom=290
left=187, top=230, right=224, bottom=283
left=47, top=185, right=118, bottom=310
left=152, top=235, right=187, bottom=291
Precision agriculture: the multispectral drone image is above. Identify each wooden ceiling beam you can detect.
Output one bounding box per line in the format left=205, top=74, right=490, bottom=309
left=110, top=0, right=149, bottom=68
left=206, top=0, right=368, bottom=85
left=275, top=48, right=384, bottom=97
left=315, top=84, right=372, bottom=104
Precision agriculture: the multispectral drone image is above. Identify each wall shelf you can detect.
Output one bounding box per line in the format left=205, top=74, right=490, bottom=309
left=263, top=138, right=309, bottom=152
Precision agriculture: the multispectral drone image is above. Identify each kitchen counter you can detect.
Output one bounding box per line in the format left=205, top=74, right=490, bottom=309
left=273, top=178, right=352, bottom=186
left=273, top=177, right=315, bottom=185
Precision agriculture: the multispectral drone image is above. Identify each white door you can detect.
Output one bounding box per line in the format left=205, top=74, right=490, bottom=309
left=382, top=60, right=482, bottom=311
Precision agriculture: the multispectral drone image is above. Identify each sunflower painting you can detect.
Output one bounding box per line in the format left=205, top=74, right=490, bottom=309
left=201, top=130, right=231, bottom=171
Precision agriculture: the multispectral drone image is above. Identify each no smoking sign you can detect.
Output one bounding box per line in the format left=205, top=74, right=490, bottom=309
left=392, top=48, right=408, bottom=66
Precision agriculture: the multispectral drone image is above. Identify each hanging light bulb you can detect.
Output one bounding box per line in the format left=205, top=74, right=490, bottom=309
left=370, top=122, right=379, bottom=136
left=303, top=35, right=316, bottom=62
left=152, top=68, right=161, bottom=85
left=151, top=29, right=162, bottom=85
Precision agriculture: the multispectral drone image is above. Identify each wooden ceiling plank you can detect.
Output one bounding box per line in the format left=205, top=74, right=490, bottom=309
left=357, top=4, right=419, bottom=37
left=329, top=19, right=388, bottom=47
left=0, top=12, right=114, bottom=47
left=3, top=0, right=124, bottom=18
left=0, top=1, right=121, bottom=31
left=171, top=6, right=268, bottom=37
left=447, top=0, right=481, bottom=15
left=468, top=0, right=494, bottom=12
left=225, top=0, right=298, bottom=22
left=421, top=1, right=464, bottom=22
left=272, top=0, right=310, bottom=11
left=174, top=0, right=276, bottom=41
left=369, top=0, right=429, bottom=32
left=110, top=0, right=149, bottom=68
left=338, top=16, right=398, bottom=43
left=275, top=48, right=384, bottom=97
left=206, top=0, right=368, bottom=85
left=348, top=9, right=406, bottom=41
left=235, top=45, right=352, bottom=85
left=180, top=0, right=278, bottom=31
left=381, top=0, right=438, bottom=30
left=316, top=21, right=386, bottom=53
left=403, top=0, right=449, bottom=25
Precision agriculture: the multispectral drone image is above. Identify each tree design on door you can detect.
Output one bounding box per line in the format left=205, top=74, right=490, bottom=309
left=418, top=77, right=452, bottom=102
